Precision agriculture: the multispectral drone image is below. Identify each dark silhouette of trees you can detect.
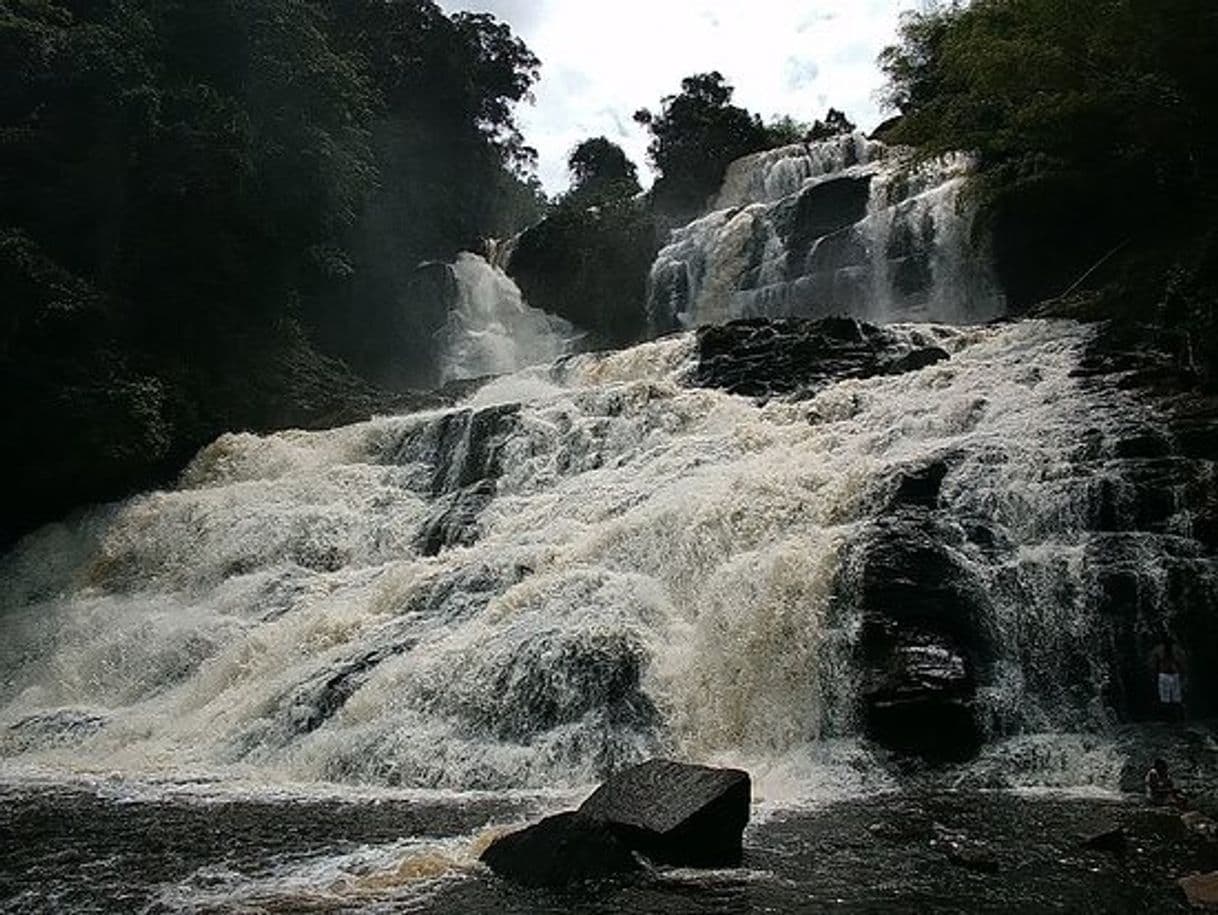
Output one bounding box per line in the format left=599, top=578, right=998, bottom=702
left=880, top=0, right=1218, bottom=380
left=807, top=108, right=855, bottom=142
left=566, top=137, right=641, bottom=205
left=0, top=0, right=543, bottom=544
left=633, top=72, right=773, bottom=217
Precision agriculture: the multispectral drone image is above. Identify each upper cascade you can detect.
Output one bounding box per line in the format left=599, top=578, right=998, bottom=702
left=648, top=133, right=1005, bottom=331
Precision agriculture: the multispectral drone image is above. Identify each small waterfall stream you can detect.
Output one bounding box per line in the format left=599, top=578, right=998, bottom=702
left=437, top=253, right=576, bottom=384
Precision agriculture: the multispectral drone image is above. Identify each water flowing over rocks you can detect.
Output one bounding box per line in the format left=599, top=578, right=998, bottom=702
left=648, top=134, right=1005, bottom=332
left=0, top=316, right=1215, bottom=790
left=437, top=253, right=576, bottom=384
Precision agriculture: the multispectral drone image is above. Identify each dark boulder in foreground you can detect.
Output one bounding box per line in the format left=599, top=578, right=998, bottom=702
left=579, top=759, right=751, bottom=867
left=479, top=812, right=640, bottom=887
left=481, top=760, right=751, bottom=886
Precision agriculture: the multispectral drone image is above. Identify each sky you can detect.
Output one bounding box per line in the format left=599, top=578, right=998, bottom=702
left=437, top=1, right=920, bottom=194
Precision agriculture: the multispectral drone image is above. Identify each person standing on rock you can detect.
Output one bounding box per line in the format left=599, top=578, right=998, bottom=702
left=1150, top=633, right=1188, bottom=721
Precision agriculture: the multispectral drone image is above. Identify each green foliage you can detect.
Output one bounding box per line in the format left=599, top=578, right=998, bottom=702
left=307, top=0, right=544, bottom=388
left=807, top=108, right=855, bottom=142
left=0, top=0, right=543, bottom=543
left=763, top=116, right=810, bottom=147
left=881, top=0, right=1217, bottom=186
left=634, top=72, right=773, bottom=217
left=879, top=0, right=1218, bottom=383
left=563, top=136, right=641, bottom=207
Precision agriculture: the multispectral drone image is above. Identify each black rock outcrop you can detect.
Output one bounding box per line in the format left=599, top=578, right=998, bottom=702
left=578, top=759, right=751, bottom=867
left=693, top=317, right=950, bottom=401
left=852, top=510, right=991, bottom=763
left=480, top=811, right=641, bottom=887
left=481, top=760, right=751, bottom=887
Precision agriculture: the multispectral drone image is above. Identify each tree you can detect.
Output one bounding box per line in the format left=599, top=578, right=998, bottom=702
left=0, top=0, right=547, bottom=544
left=565, top=137, right=640, bottom=205
left=763, top=116, right=810, bottom=147
left=807, top=108, right=855, bottom=142
left=634, top=72, right=772, bottom=216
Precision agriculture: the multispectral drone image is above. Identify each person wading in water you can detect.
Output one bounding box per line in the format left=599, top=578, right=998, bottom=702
left=1150, top=633, right=1188, bottom=722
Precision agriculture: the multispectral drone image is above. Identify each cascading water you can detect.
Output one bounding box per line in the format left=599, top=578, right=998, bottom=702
left=2, top=319, right=1211, bottom=797
left=436, top=252, right=576, bottom=384
left=647, top=133, right=1005, bottom=330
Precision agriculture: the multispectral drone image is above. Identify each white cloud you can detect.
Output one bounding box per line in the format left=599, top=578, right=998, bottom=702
left=439, top=1, right=918, bottom=194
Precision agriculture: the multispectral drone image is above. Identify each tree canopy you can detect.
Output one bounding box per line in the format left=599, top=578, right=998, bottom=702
left=879, top=0, right=1218, bottom=378
left=565, top=136, right=641, bottom=206
left=0, top=0, right=543, bottom=544
left=634, top=72, right=776, bottom=217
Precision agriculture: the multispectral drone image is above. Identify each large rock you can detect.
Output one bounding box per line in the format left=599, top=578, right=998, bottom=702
left=778, top=175, right=872, bottom=278
left=850, top=509, right=991, bottom=763
left=864, top=640, right=982, bottom=764
left=578, top=759, right=751, bottom=867
left=480, top=812, right=640, bottom=887
left=693, top=317, right=947, bottom=401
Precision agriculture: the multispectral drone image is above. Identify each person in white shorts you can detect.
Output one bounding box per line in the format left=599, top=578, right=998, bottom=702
left=1150, top=633, right=1188, bottom=722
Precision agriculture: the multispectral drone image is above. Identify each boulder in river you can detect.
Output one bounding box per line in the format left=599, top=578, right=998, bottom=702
left=480, top=760, right=751, bottom=886
left=479, top=811, right=640, bottom=887
left=578, top=759, right=751, bottom=867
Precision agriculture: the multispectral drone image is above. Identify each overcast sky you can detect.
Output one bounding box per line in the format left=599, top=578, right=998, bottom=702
left=437, top=1, right=919, bottom=194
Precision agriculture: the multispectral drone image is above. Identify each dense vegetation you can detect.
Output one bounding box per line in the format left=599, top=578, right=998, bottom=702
left=509, top=137, right=657, bottom=348
left=0, top=0, right=542, bottom=544
left=880, top=0, right=1218, bottom=382
left=634, top=72, right=803, bottom=219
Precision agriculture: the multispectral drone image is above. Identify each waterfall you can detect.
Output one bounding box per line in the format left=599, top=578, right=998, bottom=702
left=436, top=252, right=576, bottom=384
left=2, top=319, right=1211, bottom=793
left=647, top=134, right=1005, bottom=331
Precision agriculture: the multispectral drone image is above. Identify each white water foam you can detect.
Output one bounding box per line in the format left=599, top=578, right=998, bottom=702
left=0, top=320, right=1191, bottom=799
left=437, top=252, right=577, bottom=383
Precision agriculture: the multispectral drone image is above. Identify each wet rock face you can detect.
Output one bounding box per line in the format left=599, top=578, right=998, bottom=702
left=776, top=175, right=873, bottom=279
left=387, top=402, right=522, bottom=557
left=853, top=509, right=990, bottom=763
left=692, top=317, right=951, bottom=401
left=578, top=759, right=751, bottom=868
left=1073, top=325, right=1218, bottom=722
left=415, top=480, right=496, bottom=557
left=480, top=811, right=641, bottom=887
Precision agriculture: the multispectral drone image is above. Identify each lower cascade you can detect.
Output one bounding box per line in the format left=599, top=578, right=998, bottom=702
left=1, top=318, right=1215, bottom=794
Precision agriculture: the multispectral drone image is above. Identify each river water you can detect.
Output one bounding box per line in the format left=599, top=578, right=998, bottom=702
left=3, top=775, right=1214, bottom=913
